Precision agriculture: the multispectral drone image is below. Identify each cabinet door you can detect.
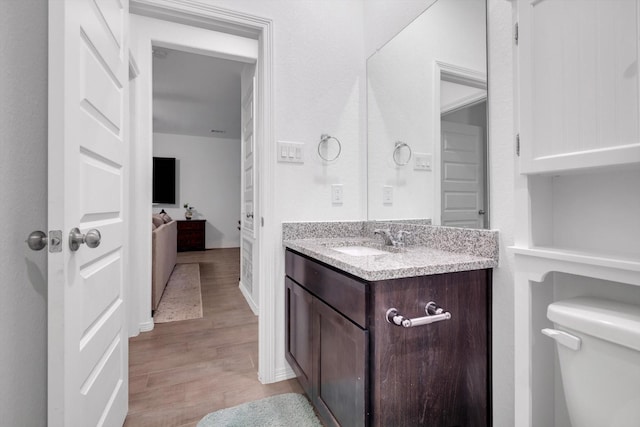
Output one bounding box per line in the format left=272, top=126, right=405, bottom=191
left=371, top=270, right=490, bottom=426
left=519, top=0, right=640, bottom=174
left=285, top=278, right=313, bottom=396
left=313, top=299, right=368, bottom=427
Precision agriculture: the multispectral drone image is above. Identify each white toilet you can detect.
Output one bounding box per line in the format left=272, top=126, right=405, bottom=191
left=542, top=296, right=640, bottom=427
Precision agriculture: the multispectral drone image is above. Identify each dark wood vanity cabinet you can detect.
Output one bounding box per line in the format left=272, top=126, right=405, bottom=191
left=285, top=249, right=492, bottom=427
left=285, top=256, right=368, bottom=427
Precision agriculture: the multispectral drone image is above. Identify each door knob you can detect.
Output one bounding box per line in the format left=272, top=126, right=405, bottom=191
left=69, top=228, right=101, bottom=251
left=478, top=210, right=486, bottom=215
left=26, top=230, right=62, bottom=252
left=26, top=230, right=48, bottom=251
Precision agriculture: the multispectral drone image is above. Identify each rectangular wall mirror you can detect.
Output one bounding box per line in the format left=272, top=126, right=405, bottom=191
left=367, top=0, right=488, bottom=228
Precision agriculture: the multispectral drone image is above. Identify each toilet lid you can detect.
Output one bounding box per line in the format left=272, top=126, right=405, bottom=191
left=547, top=297, right=640, bottom=352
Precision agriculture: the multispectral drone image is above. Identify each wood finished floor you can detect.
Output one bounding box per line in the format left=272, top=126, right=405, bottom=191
left=125, top=248, right=303, bottom=427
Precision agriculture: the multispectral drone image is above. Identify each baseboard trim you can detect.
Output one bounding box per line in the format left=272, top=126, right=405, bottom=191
left=139, top=319, right=155, bottom=333
left=239, top=281, right=259, bottom=316
left=275, top=365, right=296, bottom=382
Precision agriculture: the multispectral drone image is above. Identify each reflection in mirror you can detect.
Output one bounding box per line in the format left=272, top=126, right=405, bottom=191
left=367, top=0, right=488, bottom=228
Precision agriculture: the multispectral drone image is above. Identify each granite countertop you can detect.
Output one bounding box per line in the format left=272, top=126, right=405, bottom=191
left=284, top=237, right=498, bottom=281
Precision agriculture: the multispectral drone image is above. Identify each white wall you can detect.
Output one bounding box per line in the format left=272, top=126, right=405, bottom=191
left=551, top=169, right=640, bottom=258
left=487, top=1, right=517, bottom=425
left=153, top=133, right=242, bottom=248
left=203, top=0, right=367, bottom=222
left=0, top=1, right=48, bottom=425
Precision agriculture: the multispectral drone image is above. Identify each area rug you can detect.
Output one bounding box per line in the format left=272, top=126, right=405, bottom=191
left=154, top=263, right=203, bottom=323
left=197, top=393, right=323, bottom=427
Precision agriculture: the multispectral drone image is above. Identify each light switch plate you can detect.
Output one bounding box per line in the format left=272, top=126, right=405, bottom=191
left=414, top=153, right=432, bottom=171
left=277, top=141, right=304, bottom=163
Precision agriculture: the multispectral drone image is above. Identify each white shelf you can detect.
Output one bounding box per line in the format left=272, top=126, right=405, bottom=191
left=519, top=145, right=640, bottom=176
left=510, top=246, right=640, bottom=286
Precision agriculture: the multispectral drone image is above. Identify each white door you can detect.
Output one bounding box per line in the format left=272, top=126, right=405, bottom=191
left=48, top=0, right=129, bottom=426
left=441, top=121, right=485, bottom=228
left=240, top=75, right=258, bottom=312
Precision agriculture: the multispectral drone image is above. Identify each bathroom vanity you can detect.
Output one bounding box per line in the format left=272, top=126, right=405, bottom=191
left=283, top=222, right=499, bottom=427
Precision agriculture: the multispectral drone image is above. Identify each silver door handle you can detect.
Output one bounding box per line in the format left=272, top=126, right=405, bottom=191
left=26, top=230, right=62, bottom=252
left=69, top=228, right=101, bottom=251
left=478, top=210, right=486, bottom=215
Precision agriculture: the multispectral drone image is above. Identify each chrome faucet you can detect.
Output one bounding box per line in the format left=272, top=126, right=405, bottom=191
left=374, top=229, right=394, bottom=246
left=374, top=229, right=411, bottom=247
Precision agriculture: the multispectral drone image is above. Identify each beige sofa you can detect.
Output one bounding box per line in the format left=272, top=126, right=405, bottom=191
left=152, top=219, right=177, bottom=311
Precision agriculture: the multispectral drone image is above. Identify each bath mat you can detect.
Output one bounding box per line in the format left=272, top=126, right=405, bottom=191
left=197, top=393, right=323, bottom=427
left=154, top=263, right=203, bottom=323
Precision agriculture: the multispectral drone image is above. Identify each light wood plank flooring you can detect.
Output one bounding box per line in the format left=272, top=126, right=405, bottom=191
left=125, top=248, right=303, bottom=427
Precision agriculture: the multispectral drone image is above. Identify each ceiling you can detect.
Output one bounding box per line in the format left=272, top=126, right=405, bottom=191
left=152, top=47, right=245, bottom=139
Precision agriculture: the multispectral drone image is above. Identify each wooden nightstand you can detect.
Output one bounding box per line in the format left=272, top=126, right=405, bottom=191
left=177, top=219, right=206, bottom=252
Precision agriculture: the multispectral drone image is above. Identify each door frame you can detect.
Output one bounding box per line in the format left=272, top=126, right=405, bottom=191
left=129, top=0, right=279, bottom=383
left=432, top=60, right=488, bottom=227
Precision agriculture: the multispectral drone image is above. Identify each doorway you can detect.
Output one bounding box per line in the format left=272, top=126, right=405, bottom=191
left=432, top=61, right=488, bottom=228
left=149, top=45, right=252, bottom=314
left=128, top=5, right=279, bottom=387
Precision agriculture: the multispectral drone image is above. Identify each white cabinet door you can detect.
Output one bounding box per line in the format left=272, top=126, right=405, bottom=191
left=518, top=0, right=640, bottom=174
left=48, top=0, right=129, bottom=425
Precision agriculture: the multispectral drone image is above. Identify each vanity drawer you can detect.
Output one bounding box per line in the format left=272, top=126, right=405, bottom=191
left=285, top=249, right=367, bottom=328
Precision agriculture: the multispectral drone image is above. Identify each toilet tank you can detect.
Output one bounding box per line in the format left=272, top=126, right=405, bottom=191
left=548, top=297, right=640, bottom=352
left=546, top=297, right=640, bottom=427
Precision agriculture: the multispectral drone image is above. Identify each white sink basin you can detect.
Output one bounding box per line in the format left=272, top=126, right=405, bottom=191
left=331, top=246, right=389, bottom=256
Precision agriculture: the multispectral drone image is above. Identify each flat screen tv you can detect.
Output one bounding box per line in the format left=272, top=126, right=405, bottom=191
left=152, top=157, right=176, bottom=204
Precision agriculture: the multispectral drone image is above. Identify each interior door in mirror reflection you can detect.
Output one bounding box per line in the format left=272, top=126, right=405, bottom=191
left=441, top=121, right=485, bottom=228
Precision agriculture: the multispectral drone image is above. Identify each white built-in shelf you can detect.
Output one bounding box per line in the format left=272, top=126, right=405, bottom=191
left=519, top=146, right=640, bottom=176
left=510, top=246, right=640, bottom=287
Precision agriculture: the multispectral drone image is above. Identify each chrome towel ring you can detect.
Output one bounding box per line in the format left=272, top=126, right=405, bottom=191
left=318, top=134, right=342, bottom=162
left=393, top=141, right=412, bottom=166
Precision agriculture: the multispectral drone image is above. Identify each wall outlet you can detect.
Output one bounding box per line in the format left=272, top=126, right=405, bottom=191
left=414, top=153, right=432, bottom=171
left=383, top=185, right=393, bottom=204
left=331, top=184, right=343, bottom=204
left=277, top=141, right=304, bottom=163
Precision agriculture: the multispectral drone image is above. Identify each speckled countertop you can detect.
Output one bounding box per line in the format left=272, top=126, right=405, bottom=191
left=282, top=221, right=499, bottom=281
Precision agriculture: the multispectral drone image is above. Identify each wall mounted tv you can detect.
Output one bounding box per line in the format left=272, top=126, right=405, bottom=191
left=152, top=157, right=176, bottom=204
